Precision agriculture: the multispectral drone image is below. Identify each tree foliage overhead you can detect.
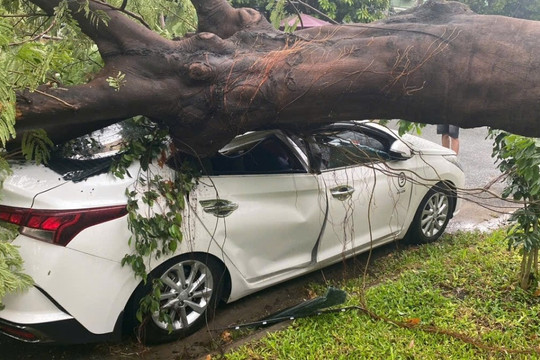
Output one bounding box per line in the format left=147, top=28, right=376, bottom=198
left=231, top=0, right=390, bottom=24
left=2, top=0, right=540, bottom=158
left=459, top=0, right=540, bottom=20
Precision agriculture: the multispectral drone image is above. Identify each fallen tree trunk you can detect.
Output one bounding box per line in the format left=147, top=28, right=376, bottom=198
left=15, top=0, right=540, bottom=155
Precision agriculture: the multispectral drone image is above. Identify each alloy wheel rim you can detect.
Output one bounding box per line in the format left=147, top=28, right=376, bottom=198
left=420, top=192, right=449, bottom=238
left=152, top=260, right=213, bottom=331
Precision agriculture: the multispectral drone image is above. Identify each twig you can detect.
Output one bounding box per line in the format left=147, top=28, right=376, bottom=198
left=34, top=89, right=77, bottom=109
left=0, top=13, right=48, bottom=18
left=39, top=35, right=63, bottom=41
left=355, top=304, right=540, bottom=356
left=94, top=0, right=151, bottom=29
left=9, top=19, right=56, bottom=46
left=290, top=0, right=339, bottom=24
left=156, top=2, right=197, bottom=31
left=286, top=0, right=305, bottom=29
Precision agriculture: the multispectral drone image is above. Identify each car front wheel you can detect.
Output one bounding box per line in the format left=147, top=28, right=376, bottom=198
left=406, top=183, right=453, bottom=244
left=126, top=255, right=225, bottom=344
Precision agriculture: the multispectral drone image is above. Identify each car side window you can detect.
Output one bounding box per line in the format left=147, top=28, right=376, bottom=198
left=207, top=136, right=306, bottom=175
left=314, top=130, right=389, bottom=170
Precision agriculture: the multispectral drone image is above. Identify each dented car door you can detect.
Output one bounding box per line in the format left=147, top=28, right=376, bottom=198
left=192, top=133, right=326, bottom=282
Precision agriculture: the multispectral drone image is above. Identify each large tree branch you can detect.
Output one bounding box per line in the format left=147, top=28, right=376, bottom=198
left=15, top=0, right=540, bottom=156
left=191, top=0, right=275, bottom=38
left=30, top=0, right=169, bottom=57
left=285, top=5, right=540, bottom=133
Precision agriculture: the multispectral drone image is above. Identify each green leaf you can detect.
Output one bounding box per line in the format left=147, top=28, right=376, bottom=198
left=21, top=129, right=54, bottom=165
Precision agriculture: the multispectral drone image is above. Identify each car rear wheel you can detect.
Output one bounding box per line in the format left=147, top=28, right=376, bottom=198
left=405, top=183, right=453, bottom=244
left=126, top=255, right=225, bottom=344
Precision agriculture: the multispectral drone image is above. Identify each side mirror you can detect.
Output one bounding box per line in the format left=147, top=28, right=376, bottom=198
left=389, top=140, right=412, bottom=160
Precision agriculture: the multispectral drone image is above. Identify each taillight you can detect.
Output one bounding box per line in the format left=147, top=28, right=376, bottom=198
left=0, top=205, right=128, bottom=246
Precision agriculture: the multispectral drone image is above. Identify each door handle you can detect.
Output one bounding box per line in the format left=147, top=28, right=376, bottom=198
left=199, top=199, right=239, bottom=217
left=330, top=185, right=355, bottom=201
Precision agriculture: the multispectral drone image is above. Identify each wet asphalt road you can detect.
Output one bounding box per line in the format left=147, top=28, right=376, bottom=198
left=413, top=124, right=512, bottom=231
left=417, top=124, right=501, bottom=189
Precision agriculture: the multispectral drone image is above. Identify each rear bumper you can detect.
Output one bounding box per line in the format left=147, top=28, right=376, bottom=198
left=0, top=286, right=122, bottom=344
left=0, top=316, right=121, bottom=344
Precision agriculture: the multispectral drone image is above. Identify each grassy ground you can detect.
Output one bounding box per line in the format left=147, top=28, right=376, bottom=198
left=221, top=231, right=540, bottom=359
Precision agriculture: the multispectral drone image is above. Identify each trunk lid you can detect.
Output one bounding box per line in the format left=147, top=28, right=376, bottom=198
left=2, top=162, right=68, bottom=208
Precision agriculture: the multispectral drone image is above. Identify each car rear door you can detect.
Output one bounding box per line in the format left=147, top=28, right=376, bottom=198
left=191, top=133, right=326, bottom=282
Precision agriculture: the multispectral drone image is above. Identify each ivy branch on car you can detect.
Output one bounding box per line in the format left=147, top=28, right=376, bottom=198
left=110, top=117, right=199, bottom=327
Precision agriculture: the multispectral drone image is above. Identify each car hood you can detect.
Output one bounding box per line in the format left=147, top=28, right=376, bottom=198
left=401, top=134, right=456, bottom=156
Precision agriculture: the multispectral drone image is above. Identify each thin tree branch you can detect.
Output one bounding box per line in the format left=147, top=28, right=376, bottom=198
left=34, top=89, right=77, bottom=109
left=0, top=13, right=48, bottom=18
left=156, top=2, right=197, bottom=30
left=94, top=0, right=151, bottom=29
left=9, top=19, right=56, bottom=46
left=39, top=34, right=63, bottom=40
left=291, top=0, right=339, bottom=24
left=287, top=0, right=305, bottom=29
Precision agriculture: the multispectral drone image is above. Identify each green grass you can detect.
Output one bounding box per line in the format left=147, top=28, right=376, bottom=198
left=222, top=231, right=540, bottom=359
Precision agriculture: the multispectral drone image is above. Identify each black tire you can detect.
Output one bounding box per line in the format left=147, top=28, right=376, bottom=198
left=125, top=254, right=225, bottom=344
left=405, top=183, right=454, bottom=244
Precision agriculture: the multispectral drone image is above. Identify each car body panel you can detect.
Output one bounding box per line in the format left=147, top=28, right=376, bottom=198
left=10, top=235, right=134, bottom=334
left=193, top=173, right=325, bottom=282
left=2, top=163, right=68, bottom=208
left=402, top=134, right=455, bottom=155
left=30, top=168, right=137, bottom=209
left=317, top=161, right=413, bottom=261
left=1, top=286, right=72, bottom=324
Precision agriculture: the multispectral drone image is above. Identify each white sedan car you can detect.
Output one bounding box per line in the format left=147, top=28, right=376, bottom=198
left=0, top=121, right=463, bottom=344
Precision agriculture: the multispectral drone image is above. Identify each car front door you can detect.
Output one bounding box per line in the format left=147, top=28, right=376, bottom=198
left=191, top=133, right=326, bottom=282
left=313, top=125, right=413, bottom=262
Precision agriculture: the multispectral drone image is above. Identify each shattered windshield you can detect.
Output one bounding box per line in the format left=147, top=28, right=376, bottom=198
left=50, top=118, right=156, bottom=181
left=55, top=119, right=148, bottom=160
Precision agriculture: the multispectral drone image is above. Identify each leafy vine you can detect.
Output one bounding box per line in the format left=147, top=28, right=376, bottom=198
left=110, top=117, right=199, bottom=326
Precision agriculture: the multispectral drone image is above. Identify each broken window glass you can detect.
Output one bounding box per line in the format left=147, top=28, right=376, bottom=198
left=315, top=129, right=390, bottom=170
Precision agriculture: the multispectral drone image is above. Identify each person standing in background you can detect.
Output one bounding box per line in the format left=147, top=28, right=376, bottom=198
left=437, top=124, right=459, bottom=154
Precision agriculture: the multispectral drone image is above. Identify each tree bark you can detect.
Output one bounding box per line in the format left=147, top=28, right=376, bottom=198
left=15, top=0, right=540, bottom=155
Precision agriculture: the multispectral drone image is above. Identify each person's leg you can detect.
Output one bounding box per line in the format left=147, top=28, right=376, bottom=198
left=437, top=125, right=450, bottom=149
left=450, top=137, right=459, bottom=154
left=448, top=125, right=460, bottom=155
left=441, top=134, right=450, bottom=149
